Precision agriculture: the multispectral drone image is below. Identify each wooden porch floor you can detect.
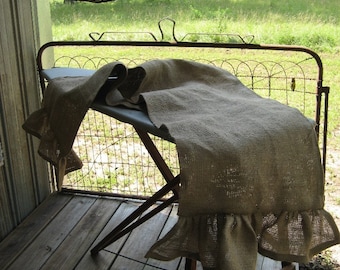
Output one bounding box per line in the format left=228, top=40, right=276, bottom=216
left=0, top=192, right=198, bottom=270
left=0, top=192, right=293, bottom=270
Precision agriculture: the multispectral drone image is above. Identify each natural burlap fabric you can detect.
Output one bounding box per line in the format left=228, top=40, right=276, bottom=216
left=146, top=210, right=339, bottom=269
left=117, top=59, right=325, bottom=215
left=23, top=59, right=339, bottom=269
left=106, top=59, right=339, bottom=269
left=23, top=62, right=127, bottom=189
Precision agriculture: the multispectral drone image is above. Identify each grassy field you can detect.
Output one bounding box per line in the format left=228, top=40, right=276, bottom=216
left=50, top=0, right=340, bottom=51
left=50, top=0, right=340, bottom=136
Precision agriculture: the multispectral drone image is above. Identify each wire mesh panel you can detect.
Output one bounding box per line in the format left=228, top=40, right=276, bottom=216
left=38, top=43, right=327, bottom=197
left=67, top=111, right=179, bottom=196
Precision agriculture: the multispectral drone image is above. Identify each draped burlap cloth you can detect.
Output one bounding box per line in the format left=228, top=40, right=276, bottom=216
left=23, top=62, right=127, bottom=189
left=107, top=59, right=339, bottom=269
left=23, top=59, right=339, bottom=269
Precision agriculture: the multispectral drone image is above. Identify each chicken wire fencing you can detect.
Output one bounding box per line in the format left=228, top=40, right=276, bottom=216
left=37, top=43, right=328, bottom=198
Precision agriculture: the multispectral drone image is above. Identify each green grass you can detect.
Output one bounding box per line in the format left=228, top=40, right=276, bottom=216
left=49, top=0, right=340, bottom=132
left=50, top=0, right=340, bottom=51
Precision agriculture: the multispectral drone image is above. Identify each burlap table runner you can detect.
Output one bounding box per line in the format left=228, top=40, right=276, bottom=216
left=107, top=59, right=339, bottom=269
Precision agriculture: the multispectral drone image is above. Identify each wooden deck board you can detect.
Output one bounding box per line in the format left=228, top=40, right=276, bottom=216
left=75, top=201, right=143, bottom=270
left=40, top=198, right=121, bottom=270
left=143, top=205, right=194, bottom=270
left=0, top=193, right=73, bottom=268
left=7, top=195, right=96, bottom=270
left=0, top=193, right=191, bottom=270
left=111, top=204, right=174, bottom=269
left=0, top=192, right=290, bottom=270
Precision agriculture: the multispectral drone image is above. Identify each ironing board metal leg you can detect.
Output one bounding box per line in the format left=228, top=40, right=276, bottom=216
left=97, top=194, right=178, bottom=250
left=134, top=127, right=179, bottom=197
left=91, top=175, right=180, bottom=255
left=91, top=127, right=180, bottom=255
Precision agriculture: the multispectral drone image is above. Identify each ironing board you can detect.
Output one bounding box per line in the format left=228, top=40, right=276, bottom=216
left=40, top=67, right=183, bottom=257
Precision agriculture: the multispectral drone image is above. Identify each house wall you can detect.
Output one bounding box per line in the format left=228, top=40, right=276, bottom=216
left=0, top=0, right=52, bottom=241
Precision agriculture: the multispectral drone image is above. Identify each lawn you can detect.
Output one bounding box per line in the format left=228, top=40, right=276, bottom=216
left=50, top=0, right=340, bottom=50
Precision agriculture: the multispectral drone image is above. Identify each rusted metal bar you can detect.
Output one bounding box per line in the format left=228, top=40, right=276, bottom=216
left=134, top=127, right=179, bottom=195
left=91, top=175, right=180, bottom=255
